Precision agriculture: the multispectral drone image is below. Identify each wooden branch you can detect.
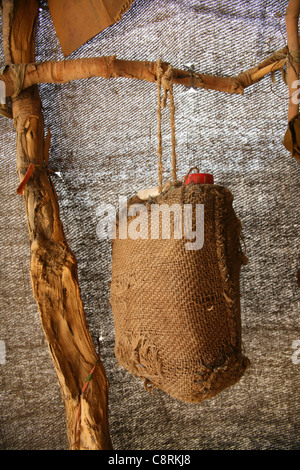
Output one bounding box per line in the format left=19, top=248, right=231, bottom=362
left=286, top=0, right=300, bottom=121
left=0, top=45, right=291, bottom=99
left=250, top=57, right=286, bottom=82
left=0, top=56, right=240, bottom=96
left=2, top=0, right=112, bottom=450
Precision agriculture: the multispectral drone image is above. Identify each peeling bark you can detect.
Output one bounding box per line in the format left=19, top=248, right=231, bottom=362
left=2, top=0, right=112, bottom=450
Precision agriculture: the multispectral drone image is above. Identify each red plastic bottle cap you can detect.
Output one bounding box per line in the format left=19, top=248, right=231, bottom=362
left=184, top=173, right=214, bottom=185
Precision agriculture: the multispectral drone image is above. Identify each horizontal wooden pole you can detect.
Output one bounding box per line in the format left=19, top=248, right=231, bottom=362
left=0, top=46, right=289, bottom=100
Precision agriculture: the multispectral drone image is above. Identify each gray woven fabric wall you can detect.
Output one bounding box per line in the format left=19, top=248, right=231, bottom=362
left=0, top=0, right=299, bottom=450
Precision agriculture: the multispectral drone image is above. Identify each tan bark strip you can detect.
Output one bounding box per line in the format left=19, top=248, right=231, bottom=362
left=1, top=0, right=13, bottom=64
left=2, top=0, right=112, bottom=450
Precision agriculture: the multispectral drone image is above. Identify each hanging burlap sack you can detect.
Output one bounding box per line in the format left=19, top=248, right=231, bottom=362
left=110, top=61, right=249, bottom=403
left=110, top=175, right=249, bottom=403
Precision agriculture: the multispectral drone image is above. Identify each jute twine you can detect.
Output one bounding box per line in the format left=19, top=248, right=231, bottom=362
left=0, top=64, right=27, bottom=119
left=156, top=59, right=177, bottom=194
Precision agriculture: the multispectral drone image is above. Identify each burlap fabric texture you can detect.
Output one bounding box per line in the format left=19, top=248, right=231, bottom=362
left=110, top=179, right=250, bottom=403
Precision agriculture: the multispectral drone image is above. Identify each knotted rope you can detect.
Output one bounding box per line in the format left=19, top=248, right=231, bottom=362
left=156, top=59, right=177, bottom=194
